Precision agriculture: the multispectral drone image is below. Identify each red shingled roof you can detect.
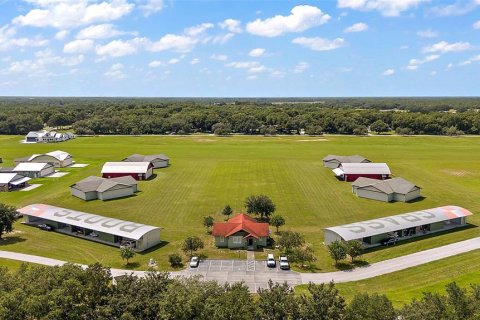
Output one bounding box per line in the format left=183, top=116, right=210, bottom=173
left=212, top=213, right=270, bottom=239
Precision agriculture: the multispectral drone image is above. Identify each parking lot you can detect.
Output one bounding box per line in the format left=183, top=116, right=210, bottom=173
left=187, top=259, right=292, bottom=273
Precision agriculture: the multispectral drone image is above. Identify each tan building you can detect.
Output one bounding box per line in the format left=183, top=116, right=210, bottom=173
left=352, top=177, right=421, bottom=202
left=15, top=150, right=73, bottom=168
left=71, top=176, right=138, bottom=201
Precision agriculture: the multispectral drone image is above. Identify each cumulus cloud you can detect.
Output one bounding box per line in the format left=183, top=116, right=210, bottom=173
left=219, top=19, right=242, bottom=33
left=422, top=41, right=472, bottom=53
left=0, top=25, right=48, bottom=51
left=474, top=20, right=480, bottom=29
left=147, top=23, right=213, bottom=53
left=249, top=48, right=265, bottom=57
left=293, top=62, right=309, bottom=73
left=76, top=24, right=124, bottom=39
left=211, top=33, right=235, bottom=44
left=96, top=38, right=143, bottom=57
left=344, top=22, right=368, bottom=33
left=246, top=5, right=330, bottom=37
left=292, top=37, right=345, bottom=51
left=338, top=0, right=427, bottom=17
left=13, top=0, right=134, bottom=29
left=210, top=54, right=228, bottom=61
left=430, top=0, right=480, bottom=16
left=63, top=39, right=94, bottom=53
left=55, top=29, right=69, bottom=40
left=137, top=0, right=164, bottom=17
left=190, top=58, right=200, bottom=65
left=148, top=60, right=164, bottom=68
left=406, top=54, right=440, bottom=70
left=226, top=61, right=267, bottom=73
left=104, top=62, right=126, bottom=79
left=382, top=68, right=395, bottom=76
left=417, top=29, right=438, bottom=38
left=459, top=54, right=480, bottom=66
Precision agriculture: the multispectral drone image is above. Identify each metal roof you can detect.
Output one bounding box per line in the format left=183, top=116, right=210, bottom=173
left=352, top=177, right=419, bottom=195
left=13, top=162, right=53, bottom=172
left=19, top=204, right=161, bottom=240
left=323, top=155, right=370, bottom=163
left=324, top=206, right=473, bottom=241
left=0, top=173, right=31, bottom=184
left=28, top=150, right=72, bottom=162
left=124, top=154, right=170, bottom=162
left=101, top=162, right=151, bottom=174
left=71, top=176, right=137, bottom=193
left=338, top=163, right=391, bottom=175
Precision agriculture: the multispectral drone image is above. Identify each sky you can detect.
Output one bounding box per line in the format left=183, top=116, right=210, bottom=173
left=0, top=0, right=479, bottom=97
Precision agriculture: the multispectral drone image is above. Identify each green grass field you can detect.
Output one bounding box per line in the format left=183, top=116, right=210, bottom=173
left=0, top=134, right=479, bottom=278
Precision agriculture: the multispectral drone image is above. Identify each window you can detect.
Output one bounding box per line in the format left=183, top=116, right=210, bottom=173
left=232, top=236, right=243, bottom=244
left=218, top=236, right=225, bottom=242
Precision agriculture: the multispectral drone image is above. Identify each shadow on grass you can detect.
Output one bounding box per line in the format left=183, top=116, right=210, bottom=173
left=295, top=264, right=323, bottom=273
left=406, top=196, right=427, bottom=203
left=138, top=241, right=170, bottom=256
left=146, top=173, right=157, bottom=181
left=123, top=262, right=140, bottom=270
left=0, top=236, right=26, bottom=246
left=335, top=259, right=370, bottom=271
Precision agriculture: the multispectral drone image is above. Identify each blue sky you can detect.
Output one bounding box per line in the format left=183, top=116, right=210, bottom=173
left=0, top=0, right=479, bottom=97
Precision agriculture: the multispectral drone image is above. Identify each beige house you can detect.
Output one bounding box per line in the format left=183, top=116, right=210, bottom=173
left=352, top=177, right=421, bottom=202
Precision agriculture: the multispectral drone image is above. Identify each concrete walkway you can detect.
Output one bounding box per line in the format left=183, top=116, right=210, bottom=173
left=1, top=237, right=480, bottom=292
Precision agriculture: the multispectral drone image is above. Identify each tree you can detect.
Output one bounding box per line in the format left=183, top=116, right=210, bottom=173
left=257, top=280, right=298, bottom=319
left=259, top=125, right=277, bottom=136
left=353, top=125, right=368, bottom=136
left=222, top=205, right=233, bottom=220
left=306, top=125, right=323, bottom=136
left=346, top=240, right=363, bottom=263
left=168, top=253, right=182, bottom=267
left=130, top=127, right=141, bottom=136
left=212, top=122, right=232, bottom=136
left=292, top=244, right=316, bottom=268
left=0, top=203, right=17, bottom=240
left=120, top=246, right=135, bottom=265
left=244, top=194, right=276, bottom=219
left=327, top=241, right=347, bottom=265
left=347, top=293, right=397, bottom=320
left=278, top=231, right=305, bottom=253
left=270, top=215, right=285, bottom=233
left=203, top=216, right=214, bottom=233
left=182, top=236, right=204, bottom=257
left=298, top=282, right=346, bottom=320
left=370, top=120, right=390, bottom=134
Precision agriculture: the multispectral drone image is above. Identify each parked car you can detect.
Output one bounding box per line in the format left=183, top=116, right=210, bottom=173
left=381, top=237, right=396, bottom=246
left=267, top=253, right=276, bottom=268
left=190, top=256, right=199, bottom=268
left=279, top=256, right=290, bottom=270
left=38, top=224, right=53, bottom=231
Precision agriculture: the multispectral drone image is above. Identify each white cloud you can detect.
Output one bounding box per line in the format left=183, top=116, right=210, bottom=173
left=293, top=62, right=309, bottom=73
left=406, top=54, right=440, bottom=70
left=249, top=48, right=266, bottom=57
left=96, top=38, right=140, bottom=57
left=338, top=0, right=427, bottom=17
left=190, top=58, right=200, bottom=65
left=474, top=20, right=480, bottom=29
left=458, top=54, right=480, bottom=66
left=459, top=60, right=472, bottom=66
left=137, top=0, right=164, bottom=17
left=226, top=61, right=260, bottom=69
left=76, top=24, right=124, bottom=39
left=210, top=54, right=228, bottom=61
left=211, top=33, right=235, bottom=44
left=431, top=1, right=480, bottom=16
left=55, top=29, right=69, bottom=40
left=104, top=62, right=126, bottom=79
left=63, top=39, right=94, bottom=53
left=382, top=68, right=395, bottom=76
left=292, top=37, right=345, bottom=51
left=246, top=5, right=330, bottom=37
left=13, top=0, right=134, bottom=29
left=147, top=34, right=197, bottom=52
left=148, top=60, right=164, bottom=68
left=430, top=70, right=437, bottom=76
left=344, top=22, right=368, bottom=33
left=168, top=58, right=180, bottom=64
left=417, top=29, right=438, bottom=38
left=247, top=75, right=258, bottom=80
left=0, top=25, right=48, bottom=51
left=219, top=19, right=242, bottom=33
left=184, top=23, right=214, bottom=37
left=422, top=41, right=472, bottom=53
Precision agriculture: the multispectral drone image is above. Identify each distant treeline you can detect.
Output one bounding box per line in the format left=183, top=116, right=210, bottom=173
left=0, top=263, right=479, bottom=320
left=0, top=97, right=479, bottom=136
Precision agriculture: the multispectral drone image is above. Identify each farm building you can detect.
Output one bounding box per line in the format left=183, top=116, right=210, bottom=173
left=352, top=177, right=421, bottom=202
left=11, top=162, right=55, bottom=178
left=212, top=214, right=270, bottom=250
left=0, top=173, right=31, bottom=192
left=24, top=130, right=75, bottom=143
left=333, top=163, right=391, bottom=182
left=322, top=155, right=371, bottom=169
left=70, top=176, right=138, bottom=201
left=324, top=205, right=472, bottom=247
left=101, top=162, right=153, bottom=180
left=19, top=204, right=162, bottom=251
left=122, top=154, right=170, bottom=168
left=15, top=150, right=73, bottom=168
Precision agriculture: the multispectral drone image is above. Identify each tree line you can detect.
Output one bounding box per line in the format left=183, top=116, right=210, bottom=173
left=0, top=263, right=479, bottom=320
left=1, top=97, right=480, bottom=136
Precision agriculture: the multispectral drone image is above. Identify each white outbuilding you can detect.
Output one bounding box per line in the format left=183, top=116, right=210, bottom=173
left=352, top=177, right=421, bottom=202
left=15, top=150, right=73, bottom=168
left=12, top=162, right=55, bottom=178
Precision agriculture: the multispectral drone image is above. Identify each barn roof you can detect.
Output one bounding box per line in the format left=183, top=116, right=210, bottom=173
left=323, top=155, right=370, bottom=163
left=71, top=176, right=137, bottom=193
left=0, top=173, right=31, bottom=185
left=18, top=204, right=160, bottom=240
left=101, top=162, right=151, bottom=174
left=29, top=150, right=72, bottom=161
left=123, top=154, right=170, bottom=162
left=212, top=214, right=270, bottom=239
left=13, top=162, right=53, bottom=172
left=337, top=163, right=391, bottom=175
left=324, top=206, right=473, bottom=241
left=352, top=177, right=419, bottom=195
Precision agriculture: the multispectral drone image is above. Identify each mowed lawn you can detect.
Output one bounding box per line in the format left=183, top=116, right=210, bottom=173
left=0, top=135, right=480, bottom=274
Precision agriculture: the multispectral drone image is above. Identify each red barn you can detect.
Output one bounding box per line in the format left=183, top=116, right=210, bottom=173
left=333, top=163, right=391, bottom=182
left=101, top=162, right=153, bottom=181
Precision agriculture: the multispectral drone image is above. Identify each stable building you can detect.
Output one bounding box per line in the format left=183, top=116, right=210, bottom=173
left=352, top=177, right=421, bottom=202
left=212, top=214, right=270, bottom=250
left=19, top=204, right=162, bottom=252
left=122, top=154, right=170, bottom=168
left=70, top=176, right=138, bottom=201
left=333, top=163, right=391, bottom=182
left=24, top=130, right=75, bottom=143
left=15, top=150, right=73, bottom=168
left=12, top=162, right=55, bottom=178
left=324, top=205, right=472, bottom=247
left=0, top=173, right=31, bottom=192
left=101, top=162, right=153, bottom=180
left=323, top=155, right=371, bottom=169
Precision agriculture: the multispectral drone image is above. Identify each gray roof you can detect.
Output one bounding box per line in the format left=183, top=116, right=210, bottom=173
left=123, top=154, right=170, bottom=162
left=0, top=167, right=14, bottom=173
left=323, top=155, right=370, bottom=163
left=19, top=204, right=160, bottom=240
left=71, top=176, right=137, bottom=193
left=324, top=206, right=473, bottom=241
left=338, top=163, right=391, bottom=175
left=352, top=177, right=419, bottom=195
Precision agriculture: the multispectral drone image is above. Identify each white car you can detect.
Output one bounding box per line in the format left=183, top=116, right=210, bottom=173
left=266, top=253, right=276, bottom=268
left=279, top=256, right=290, bottom=270
left=189, top=256, right=199, bottom=268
